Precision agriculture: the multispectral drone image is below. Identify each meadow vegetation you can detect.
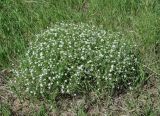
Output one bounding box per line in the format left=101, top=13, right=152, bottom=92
left=0, top=0, right=160, bottom=115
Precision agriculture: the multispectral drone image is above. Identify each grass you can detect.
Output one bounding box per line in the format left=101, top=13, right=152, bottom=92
left=0, top=0, right=159, bottom=68
left=0, top=0, right=160, bottom=115
left=0, top=103, right=11, bottom=116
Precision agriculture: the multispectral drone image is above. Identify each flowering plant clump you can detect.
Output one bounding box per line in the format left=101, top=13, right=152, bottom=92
left=12, top=22, right=139, bottom=98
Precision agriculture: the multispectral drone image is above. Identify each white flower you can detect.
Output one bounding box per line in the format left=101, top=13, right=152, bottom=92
left=108, top=73, right=112, bottom=77
left=40, top=83, right=43, bottom=87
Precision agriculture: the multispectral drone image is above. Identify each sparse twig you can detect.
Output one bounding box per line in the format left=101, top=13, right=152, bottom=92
left=142, top=64, right=160, bottom=77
